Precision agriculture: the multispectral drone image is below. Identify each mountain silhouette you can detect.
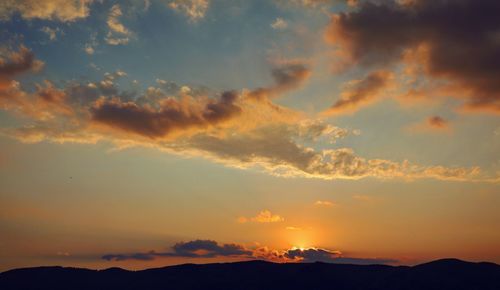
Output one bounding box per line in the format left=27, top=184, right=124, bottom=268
left=1, top=258, right=499, bottom=290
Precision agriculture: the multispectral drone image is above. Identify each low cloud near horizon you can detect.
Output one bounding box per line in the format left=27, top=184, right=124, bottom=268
left=102, top=239, right=397, bottom=265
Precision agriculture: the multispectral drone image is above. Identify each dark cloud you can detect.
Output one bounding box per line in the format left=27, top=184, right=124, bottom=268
left=0, top=46, right=43, bottom=86
left=102, top=240, right=253, bottom=261
left=91, top=90, right=242, bottom=139
left=171, top=240, right=253, bottom=258
left=285, top=248, right=341, bottom=263
left=327, top=0, right=500, bottom=113
left=326, top=70, right=393, bottom=115
left=427, top=115, right=448, bottom=129
left=102, top=252, right=156, bottom=262
left=247, top=62, right=311, bottom=101
left=284, top=248, right=397, bottom=264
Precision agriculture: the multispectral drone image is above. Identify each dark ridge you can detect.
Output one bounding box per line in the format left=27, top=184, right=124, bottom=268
left=1, top=259, right=499, bottom=290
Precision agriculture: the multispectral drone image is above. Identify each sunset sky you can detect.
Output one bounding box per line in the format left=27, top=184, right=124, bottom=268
left=0, top=0, right=499, bottom=272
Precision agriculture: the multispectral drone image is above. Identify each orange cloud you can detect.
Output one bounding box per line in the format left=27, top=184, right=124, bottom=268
left=0, top=45, right=44, bottom=87
left=238, top=210, right=285, bottom=223
left=167, top=0, right=209, bottom=22
left=91, top=91, right=242, bottom=139
left=314, top=200, right=335, bottom=207
left=105, top=4, right=132, bottom=45
left=427, top=116, right=448, bottom=129
left=324, top=70, right=394, bottom=115
left=0, top=0, right=93, bottom=22
left=406, top=115, right=451, bottom=134
left=246, top=61, right=311, bottom=102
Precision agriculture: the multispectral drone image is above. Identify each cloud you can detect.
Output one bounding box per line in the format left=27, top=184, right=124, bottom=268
left=40, top=27, right=61, bottom=41
left=406, top=115, right=451, bottom=133
left=314, top=200, right=335, bottom=207
left=271, top=18, right=288, bottom=30
left=0, top=45, right=44, bottom=86
left=84, top=33, right=98, bottom=55
left=0, top=49, right=495, bottom=183
left=326, top=0, right=500, bottom=114
left=427, top=116, right=448, bottom=129
left=3, top=85, right=492, bottom=182
left=0, top=46, right=48, bottom=118
left=324, top=70, right=394, bottom=115
left=284, top=247, right=340, bottom=262
left=167, top=0, right=209, bottom=22
left=275, top=0, right=340, bottom=10
left=91, top=90, right=242, bottom=139
left=167, top=128, right=486, bottom=182
left=352, top=195, right=372, bottom=202
left=238, top=210, right=285, bottom=223
left=171, top=240, right=252, bottom=258
left=0, top=0, right=93, bottom=22
left=246, top=61, right=311, bottom=102
left=102, top=239, right=253, bottom=261
left=1, top=80, right=72, bottom=120
left=283, top=247, right=398, bottom=264
left=102, top=240, right=397, bottom=265
left=105, top=4, right=132, bottom=45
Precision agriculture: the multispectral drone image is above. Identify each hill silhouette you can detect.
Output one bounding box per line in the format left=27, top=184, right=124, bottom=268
left=1, top=258, right=499, bottom=290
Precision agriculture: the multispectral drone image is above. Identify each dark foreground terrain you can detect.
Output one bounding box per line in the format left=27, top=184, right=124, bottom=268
left=1, top=258, right=499, bottom=290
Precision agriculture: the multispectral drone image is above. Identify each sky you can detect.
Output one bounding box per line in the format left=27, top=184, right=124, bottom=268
left=0, top=0, right=499, bottom=271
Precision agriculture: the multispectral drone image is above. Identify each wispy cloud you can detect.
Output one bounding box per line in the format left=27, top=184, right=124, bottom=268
left=271, top=18, right=288, bottom=30
left=238, top=210, right=285, bottom=223
left=315, top=200, right=335, bottom=207
left=167, top=0, right=209, bottom=22
left=105, top=4, right=133, bottom=45
left=40, top=26, right=61, bottom=41
left=406, top=115, right=452, bottom=134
